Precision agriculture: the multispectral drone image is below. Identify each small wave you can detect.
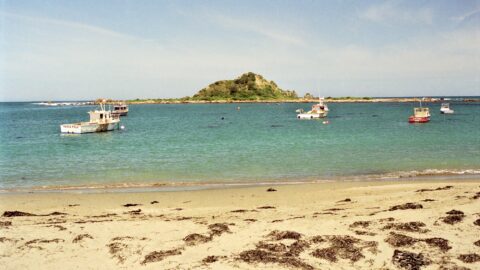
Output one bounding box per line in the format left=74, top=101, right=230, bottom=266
left=1, top=169, right=478, bottom=194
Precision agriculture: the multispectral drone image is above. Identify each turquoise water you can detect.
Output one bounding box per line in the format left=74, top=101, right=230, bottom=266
left=0, top=101, right=479, bottom=190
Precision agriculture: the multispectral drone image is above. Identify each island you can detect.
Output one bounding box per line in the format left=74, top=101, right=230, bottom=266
left=90, top=72, right=479, bottom=104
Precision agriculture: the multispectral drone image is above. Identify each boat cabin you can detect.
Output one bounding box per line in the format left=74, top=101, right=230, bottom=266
left=413, top=107, right=430, bottom=118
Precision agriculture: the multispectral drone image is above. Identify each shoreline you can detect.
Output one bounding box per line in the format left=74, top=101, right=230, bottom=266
left=1, top=172, right=479, bottom=194
left=1, top=178, right=479, bottom=269
left=124, top=97, right=480, bottom=105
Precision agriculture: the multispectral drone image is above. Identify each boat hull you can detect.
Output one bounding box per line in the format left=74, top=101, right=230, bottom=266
left=408, top=116, right=430, bottom=123
left=60, top=121, right=119, bottom=134
left=297, top=112, right=328, bottom=119
left=440, top=109, right=454, bottom=114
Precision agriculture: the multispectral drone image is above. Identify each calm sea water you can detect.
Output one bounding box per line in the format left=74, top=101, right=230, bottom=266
left=0, top=101, right=479, bottom=190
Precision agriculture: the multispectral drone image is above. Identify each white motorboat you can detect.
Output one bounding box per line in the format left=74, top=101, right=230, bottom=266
left=112, top=104, right=129, bottom=116
left=297, top=97, right=329, bottom=119
left=440, top=103, right=454, bottom=114
left=60, top=102, right=120, bottom=134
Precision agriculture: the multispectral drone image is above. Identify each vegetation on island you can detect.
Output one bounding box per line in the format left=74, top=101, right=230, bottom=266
left=190, top=72, right=298, bottom=101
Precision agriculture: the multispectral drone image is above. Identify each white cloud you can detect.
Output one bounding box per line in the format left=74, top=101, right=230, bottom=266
left=360, top=1, right=433, bottom=25
left=451, top=7, right=480, bottom=22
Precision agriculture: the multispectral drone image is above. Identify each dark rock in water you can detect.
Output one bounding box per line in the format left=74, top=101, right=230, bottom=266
left=16, top=136, right=24, bottom=139
left=392, top=250, right=431, bottom=270
left=270, top=124, right=283, bottom=128
left=266, top=188, right=277, bottom=192
left=371, top=114, right=379, bottom=117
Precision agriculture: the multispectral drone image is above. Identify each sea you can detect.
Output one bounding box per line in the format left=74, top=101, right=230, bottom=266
left=0, top=100, right=479, bottom=192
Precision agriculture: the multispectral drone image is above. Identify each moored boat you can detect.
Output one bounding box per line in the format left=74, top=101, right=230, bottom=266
left=408, top=99, right=430, bottom=123
left=440, top=103, right=454, bottom=114
left=60, top=102, right=120, bottom=134
left=297, top=97, right=329, bottom=119
left=112, top=104, right=129, bottom=116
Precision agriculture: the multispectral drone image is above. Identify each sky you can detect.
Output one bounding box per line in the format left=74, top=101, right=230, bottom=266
left=0, top=0, right=479, bottom=101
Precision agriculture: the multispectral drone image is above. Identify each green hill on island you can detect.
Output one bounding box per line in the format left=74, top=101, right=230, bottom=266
left=191, top=72, right=298, bottom=101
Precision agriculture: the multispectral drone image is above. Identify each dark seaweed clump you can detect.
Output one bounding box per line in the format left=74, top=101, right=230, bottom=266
left=208, top=223, right=231, bottom=236
left=267, top=230, right=302, bottom=240
left=442, top=210, right=465, bottom=225
left=183, top=233, right=212, bottom=246
left=266, top=188, right=277, bottom=192
left=141, top=249, right=182, bottom=265
left=202, top=255, right=224, bottom=263
left=383, top=222, right=428, bottom=233
left=392, top=250, right=431, bottom=270
left=349, top=221, right=371, bottom=228
left=474, top=240, right=480, bottom=247
left=385, top=232, right=451, bottom=251
left=122, top=203, right=141, bottom=207
left=0, top=221, right=12, bottom=227
left=389, top=203, right=423, bottom=211
left=473, top=219, right=480, bottom=226
left=457, top=253, right=480, bottom=263
left=72, top=234, right=93, bottom=243
left=238, top=231, right=313, bottom=270
left=310, top=235, right=377, bottom=263
left=416, top=186, right=453, bottom=192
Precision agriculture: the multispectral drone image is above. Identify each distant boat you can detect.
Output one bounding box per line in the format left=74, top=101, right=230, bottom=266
left=440, top=103, right=454, bottom=114
left=408, top=99, right=430, bottom=123
left=297, top=97, right=329, bottom=119
left=112, top=104, right=129, bottom=116
left=60, top=102, right=120, bottom=134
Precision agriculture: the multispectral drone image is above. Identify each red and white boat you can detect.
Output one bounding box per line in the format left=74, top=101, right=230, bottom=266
left=408, top=99, right=430, bottom=123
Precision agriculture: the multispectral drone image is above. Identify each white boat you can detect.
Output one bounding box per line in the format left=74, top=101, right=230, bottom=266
left=297, top=97, right=329, bottom=119
left=112, top=104, right=129, bottom=116
left=60, top=102, right=120, bottom=134
left=440, top=103, right=454, bottom=114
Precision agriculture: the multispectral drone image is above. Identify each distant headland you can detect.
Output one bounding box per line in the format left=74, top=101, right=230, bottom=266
left=89, top=72, right=478, bottom=104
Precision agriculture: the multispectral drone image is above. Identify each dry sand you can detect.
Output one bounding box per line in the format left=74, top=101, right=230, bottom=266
left=1, top=179, right=479, bottom=269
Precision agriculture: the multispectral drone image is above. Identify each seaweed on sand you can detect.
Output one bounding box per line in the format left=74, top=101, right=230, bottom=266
left=267, top=230, right=302, bottom=240
left=72, top=234, right=94, bottom=243
left=385, top=232, right=418, bottom=247
left=208, top=223, right=231, bottom=236
left=382, top=222, right=428, bottom=233
left=389, top=203, right=423, bottom=211
left=392, top=250, right=431, bottom=270
left=442, top=210, right=465, bottom=225
left=311, top=235, right=377, bottom=263
left=122, top=203, right=141, bottom=207
left=141, top=249, right=182, bottom=265
left=349, top=221, right=371, bottom=228
left=238, top=249, right=314, bottom=270
left=183, top=233, right=212, bottom=246
left=458, top=253, right=480, bottom=263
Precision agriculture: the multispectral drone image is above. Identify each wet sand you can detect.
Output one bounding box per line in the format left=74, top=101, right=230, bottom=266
left=1, top=180, right=479, bottom=269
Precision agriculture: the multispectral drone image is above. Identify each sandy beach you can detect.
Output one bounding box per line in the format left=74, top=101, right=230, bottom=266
left=1, top=179, right=479, bottom=269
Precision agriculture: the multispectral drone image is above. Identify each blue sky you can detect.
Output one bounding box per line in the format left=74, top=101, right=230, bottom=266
left=0, top=0, right=479, bottom=101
